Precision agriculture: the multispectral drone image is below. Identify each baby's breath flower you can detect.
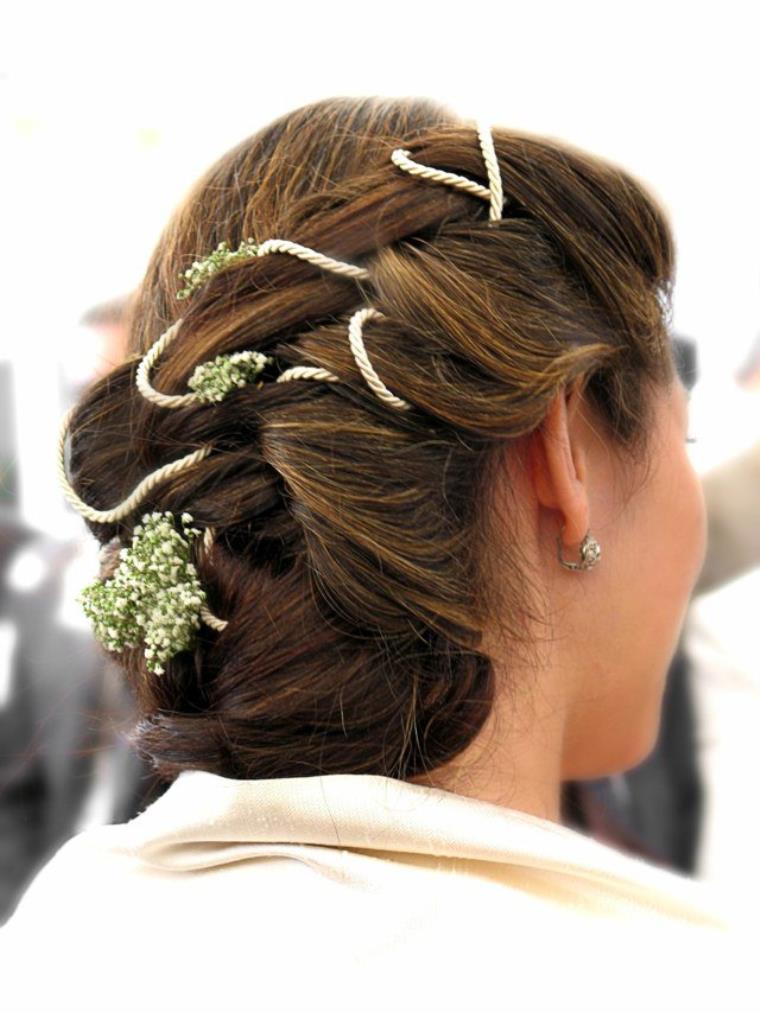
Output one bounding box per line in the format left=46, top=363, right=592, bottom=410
left=78, top=512, right=206, bottom=676
left=176, top=237, right=260, bottom=300
left=187, top=350, right=271, bottom=403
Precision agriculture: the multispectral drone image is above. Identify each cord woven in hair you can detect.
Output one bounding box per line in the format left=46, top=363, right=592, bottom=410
left=57, top=408, right=228, bottom=632
left=57, top=405, right=213, bottom=525
left=58, top=122, right=503, bottom=636
left=256, top=238, right=371, bottom=281
left=137, top=123, right=502, bottom=415
left=136, top=319, right=199, bottom=409
left=390, top=119, right=505, bottom=222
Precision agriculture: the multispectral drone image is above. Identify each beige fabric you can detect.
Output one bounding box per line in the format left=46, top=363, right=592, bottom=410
left=1, top=769, right=754, bottom=1011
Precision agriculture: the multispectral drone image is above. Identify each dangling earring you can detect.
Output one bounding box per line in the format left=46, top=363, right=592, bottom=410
left=556, top=526, right=601, bottom=571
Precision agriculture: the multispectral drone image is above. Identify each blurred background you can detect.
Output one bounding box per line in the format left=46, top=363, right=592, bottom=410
left=1, top=0, right=758, bottom=922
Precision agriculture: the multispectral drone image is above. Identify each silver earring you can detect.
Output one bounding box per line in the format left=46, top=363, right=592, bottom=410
left=556, top=528, right=601, bottom=571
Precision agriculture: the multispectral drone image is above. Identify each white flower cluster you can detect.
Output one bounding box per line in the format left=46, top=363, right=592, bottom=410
left=176, top=238, right=260, bottom=300
left=78, top=511, right=206, bottom=676
left=187, top=350, right=271, bottom=403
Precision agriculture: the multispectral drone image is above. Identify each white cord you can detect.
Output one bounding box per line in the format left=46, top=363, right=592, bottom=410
left=137, top=113, right=506, bottom=417
left=62, top=123, right=505, bottom=640
left=390, top=121, right=505, bottom=221
left=136, top=242, right=370, bottom=410
left=475, top=120, right=505, bottom=221
left=135, top=318, right=200, bottom=409
left=57, top=405, right=213, bottom=524
left=347, top=308, right=411, bottom=410
left=256, top=238, right=370, bottom=281
left=58, top=427, right=228, bottom=630
left=275, top=311, right=410, bottom=410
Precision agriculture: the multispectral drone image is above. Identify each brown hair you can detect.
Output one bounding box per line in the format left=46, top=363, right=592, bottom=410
left=67, top=96, right=677, bottom=782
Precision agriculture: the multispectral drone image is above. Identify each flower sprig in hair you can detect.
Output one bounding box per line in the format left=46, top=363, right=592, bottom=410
left=176, top=238, right=260, bottom=300
left=188, top=350, right=271, bottom=403
left=78, top=511, right=206, bottom=675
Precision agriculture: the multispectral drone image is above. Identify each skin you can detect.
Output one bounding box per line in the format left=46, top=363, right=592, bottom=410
left=410, top=374, right=707, bottom=823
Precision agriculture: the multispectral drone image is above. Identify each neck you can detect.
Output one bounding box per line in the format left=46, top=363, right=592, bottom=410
left=407, top=656, right=567, bottom=824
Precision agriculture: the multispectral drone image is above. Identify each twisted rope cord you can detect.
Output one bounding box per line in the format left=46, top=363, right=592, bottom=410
left=137, top=242, right=370, bottom=410
left=57, top=405, right=213, bottom=524
left=475, top=119, right=504, bottom=221
left=347, top=308, right=411, bottom=410
left=199, top=603, right=228, bottom=632
left=137, top=321, right=272, bottom=409
left=58, top=417, right=227, bottom=630
left=277, top=365, right=340, bottom=384
left=256, top=238, right=371, bottom=281
left=390, top=149, right=491, bottom=203
left=136, top=318, right=200, bottom=409
left=390, top=120, right=505, bottom=221
left=202, top=526, right=216, bottom=553
left=275, top=312, right=409, bottom=410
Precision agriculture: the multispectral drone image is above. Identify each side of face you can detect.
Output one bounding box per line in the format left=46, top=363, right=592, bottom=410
left=561, top=378, right=707, bottom=779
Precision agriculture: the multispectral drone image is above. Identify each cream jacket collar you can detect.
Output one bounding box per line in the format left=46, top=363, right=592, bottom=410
left=112, top=768, right=723, bottom=924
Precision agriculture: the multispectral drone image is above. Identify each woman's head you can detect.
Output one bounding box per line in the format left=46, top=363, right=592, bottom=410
left=67, top=95, right=703, bottom=788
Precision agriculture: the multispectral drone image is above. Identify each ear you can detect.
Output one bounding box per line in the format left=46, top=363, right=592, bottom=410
left=526, top=376, right=590, bottom=551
